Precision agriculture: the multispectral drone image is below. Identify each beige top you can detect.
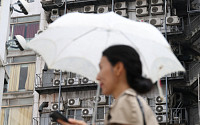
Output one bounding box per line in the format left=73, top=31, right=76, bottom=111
left=104, top=88, right=159, bottom=125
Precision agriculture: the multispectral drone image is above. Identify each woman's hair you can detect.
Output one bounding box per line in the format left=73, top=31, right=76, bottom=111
left=102, top=45, right=153, bottom=94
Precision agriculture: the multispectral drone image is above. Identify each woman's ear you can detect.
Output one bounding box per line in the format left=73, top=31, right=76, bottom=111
left=114, top=62, right=124, bottom=76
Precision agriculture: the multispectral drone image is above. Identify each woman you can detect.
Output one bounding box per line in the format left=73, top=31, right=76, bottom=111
left=58, top=45, right=159, bottom=125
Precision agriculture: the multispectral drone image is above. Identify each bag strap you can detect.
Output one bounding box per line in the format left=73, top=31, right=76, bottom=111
left=136, top=96, right=146, bottom=125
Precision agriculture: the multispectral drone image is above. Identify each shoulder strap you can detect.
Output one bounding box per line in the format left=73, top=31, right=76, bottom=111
left=136, top=96, right=146, bottom=125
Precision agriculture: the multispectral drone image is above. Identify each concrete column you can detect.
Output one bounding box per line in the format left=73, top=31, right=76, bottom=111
left=0, top=0, right=11, bottom=115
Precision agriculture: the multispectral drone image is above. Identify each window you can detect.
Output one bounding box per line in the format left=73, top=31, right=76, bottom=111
left=0, top=107, right=33, bottom=125
left=7, top=56, right=36, bottom=63
left=9, top=16, right=40, bottom=44
left=97, top=107, right=104, bottom=120
left=6, top=63, right=36, bottom=92
left=67, top=109, right=84, bottom=120
left=2, top=97, right=33, bottom=107
left=10, top=22, right=39, bottom=41
left=97, top=106, right=109, bottom=120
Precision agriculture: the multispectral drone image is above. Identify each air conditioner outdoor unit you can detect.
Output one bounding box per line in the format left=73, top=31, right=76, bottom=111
left=151, top=6, right=164, bottom=15
left=93, top=95, right=107, bottom=104
left=115, top=10, right=128, bottom=17
left=149, top=18, right=162, bottom=27
left=68, top=8, right=83, bottom=13
left=81, top=77, right=94, bottom=84
left=54, top=69, right=60, bottom=74
left=151, top=0, right=163, bottom=5
left=155, top=105, right=167, bottom=113
left=51, top=102, right=64, bottom=111
left=53, top=79, right=65, bottom=86
left=84, top=5, right=95, bottom=13
left=136, top=7, right=148, bottom=16
left=50, top=9, right=60, bottom=22
left=155, top=96, right=166, bottom=104
left=67, top=98, right=81, bottom=107
left=166, top=16, right=180, bottom=25
left=115, top=2, right=127, bottom=10
left=136, top=0, right=148, bottom=7
left=97, top=6, right=109, bottom=13
left=82, top=108, right=93, bottom=117
left=67, top=78, right=79, bottom=85
left=156, top=115, right=167, bottom=123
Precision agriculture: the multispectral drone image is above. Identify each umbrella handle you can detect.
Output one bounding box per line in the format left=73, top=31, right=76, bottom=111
left=92, top=83, right=101, bottom=124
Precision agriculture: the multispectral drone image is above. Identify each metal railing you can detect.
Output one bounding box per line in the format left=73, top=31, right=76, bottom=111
left=35, top=72, right=96, bottom=88
left=189, top=62, right=200, bottom=84
left=185, top=15, right=200, bottom=36
left=33, top=113, right=106, bottom=125
left=169, top=108, right=188, bottom=124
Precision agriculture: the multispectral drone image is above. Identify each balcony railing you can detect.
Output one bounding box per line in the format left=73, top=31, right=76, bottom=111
left=35, top=73, right=97, bottom=94
left=169, top=108, right=188, bottom=124
left=33, top=113, right=106, bottom=125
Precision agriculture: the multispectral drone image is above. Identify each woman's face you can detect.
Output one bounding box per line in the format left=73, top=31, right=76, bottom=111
left=96, top=56, right=117, bottom=95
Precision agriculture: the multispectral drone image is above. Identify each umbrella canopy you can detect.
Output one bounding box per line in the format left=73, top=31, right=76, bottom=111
left=28, top=12, right=185, bottom=83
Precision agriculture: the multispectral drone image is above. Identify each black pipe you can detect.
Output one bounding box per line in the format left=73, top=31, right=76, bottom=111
left=39, top=102, right=49, bottom=113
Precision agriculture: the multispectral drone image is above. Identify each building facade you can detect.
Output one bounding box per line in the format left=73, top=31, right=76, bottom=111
left=1, top=0, right=200, bottom=125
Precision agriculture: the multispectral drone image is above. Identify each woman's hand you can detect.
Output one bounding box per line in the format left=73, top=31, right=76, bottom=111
left=57, top=118, right=87, bottom=125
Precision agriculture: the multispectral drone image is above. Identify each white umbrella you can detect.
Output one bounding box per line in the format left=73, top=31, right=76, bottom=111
left=28, top=12, right=184, bottom=83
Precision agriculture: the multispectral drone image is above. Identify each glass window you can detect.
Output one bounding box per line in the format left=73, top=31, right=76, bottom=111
left=6, top=63, right=35, bottom=92
left=9, top=22, right=39, bottom=42
left=3, top=79, right=8, bottom=93
left=68, top=109, right=75, bottom=118
left=0, top=107, right=33, bottom=125
left=19, top=64, right=28, bottom=90
left=75, top=109, right=84, bottom=120
left=9, top=97, right=33, bottom=106
left=10, top=16, right=40, bottom=24
left=13, top=56, right=36, bottom=63
left=97, top=107, right=104, bottom=120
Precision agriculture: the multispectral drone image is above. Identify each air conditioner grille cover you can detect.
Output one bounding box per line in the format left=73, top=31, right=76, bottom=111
left=94, top=96, right=101, bottom=102
left=52, top=104, right=58, bottom=110
left=136, top=1, right=143, bottom=6
left=98, top=8, right=105, bottom=13
left=69, top=99, right=75, bottom=105
left=157, top=115, right=163, bottom=122
left=85, top=6, right=91, bottom=12
left=156, top=96, right=162, bottom=103
left=167, top=17, right=174, bottom=23
left=54, top=80, right=60, bottom=85
left=115, top=3, right=122, bottom=9
left=116, top=11, right=122, bottom=15
left=68, top=78, right=74, bottom=84
left=152, top=7, right=158, bottom=12
left=150, top=19, right=157, bottom=25
left=137, top=9, right=143, bottom=14
left=52, top=9, right=58, bottom=15
left=152, top=0, right=159, bottom=4
left=156, top=105, right=164, bottom=112
left=82, top=109, right=89, bottom=115
left=82, top=77, right=89, bottom=83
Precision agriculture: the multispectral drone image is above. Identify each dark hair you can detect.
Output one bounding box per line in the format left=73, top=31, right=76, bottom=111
left=103, top=45, right=153, bottom=94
